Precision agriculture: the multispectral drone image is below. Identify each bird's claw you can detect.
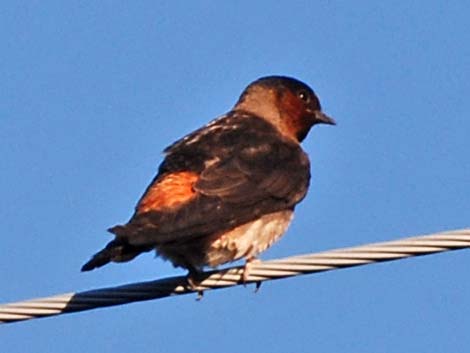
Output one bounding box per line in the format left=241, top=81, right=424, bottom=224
left=186, top=270, right=205, bottom=300
left=242, top=258, right=262, bottom=292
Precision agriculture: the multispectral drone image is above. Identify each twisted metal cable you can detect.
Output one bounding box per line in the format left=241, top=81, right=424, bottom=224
left=1, top=227, right=469, bottom=324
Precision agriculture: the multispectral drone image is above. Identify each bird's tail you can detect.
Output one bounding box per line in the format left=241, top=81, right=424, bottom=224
left=81, top=236, right=152, bottom=272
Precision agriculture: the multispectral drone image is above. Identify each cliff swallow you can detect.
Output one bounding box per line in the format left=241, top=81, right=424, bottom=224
left=82, top=76, right=335, bottom=288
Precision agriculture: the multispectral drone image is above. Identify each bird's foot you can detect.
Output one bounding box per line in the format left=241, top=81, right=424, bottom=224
left=242, top=258, right=262, bottom=292
left=186, top=269, right=205, bottom=300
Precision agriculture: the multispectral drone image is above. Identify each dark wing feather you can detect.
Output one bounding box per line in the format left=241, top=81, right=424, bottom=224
left=118, top=113, right=311, bottom=246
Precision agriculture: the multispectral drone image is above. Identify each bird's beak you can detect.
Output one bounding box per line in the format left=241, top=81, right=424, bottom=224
left=314, top=110, right=336, bottom=125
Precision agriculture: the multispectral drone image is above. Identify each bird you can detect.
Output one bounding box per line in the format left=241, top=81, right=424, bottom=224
left=81, top=76, right=335, bottom=285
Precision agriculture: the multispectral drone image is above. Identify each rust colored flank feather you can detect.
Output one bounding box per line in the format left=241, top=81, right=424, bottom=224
left=137, top=171, right=199, bottom=214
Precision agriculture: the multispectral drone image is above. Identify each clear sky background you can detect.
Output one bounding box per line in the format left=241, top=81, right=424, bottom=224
left=1, top=2, right=469, bottom=352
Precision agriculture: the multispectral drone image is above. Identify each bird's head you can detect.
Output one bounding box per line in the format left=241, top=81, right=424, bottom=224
left=234, top=76, right=335, bottom=142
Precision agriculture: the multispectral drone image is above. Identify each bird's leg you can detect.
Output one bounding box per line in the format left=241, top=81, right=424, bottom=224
left=243, top=257, right=262, bottom=292
left=186, top=266, right=205, bottom=300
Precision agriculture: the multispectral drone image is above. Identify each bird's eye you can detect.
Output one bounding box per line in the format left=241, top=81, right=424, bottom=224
left=298, top=90, right=310, bottom=104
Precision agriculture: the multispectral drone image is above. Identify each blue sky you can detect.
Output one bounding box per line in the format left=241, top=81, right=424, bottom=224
left=1, top=1, right=469, bottom=352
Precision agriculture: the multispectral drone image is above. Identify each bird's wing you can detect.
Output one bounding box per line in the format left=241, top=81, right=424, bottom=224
left=111, top=115, right=310, bottom=246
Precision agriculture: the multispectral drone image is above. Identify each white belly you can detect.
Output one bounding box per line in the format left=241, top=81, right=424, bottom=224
left=205, top=210, right=294, bottom=267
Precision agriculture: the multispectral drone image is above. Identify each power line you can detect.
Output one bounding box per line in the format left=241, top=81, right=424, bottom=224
left=1, top=227, right=469, bottom=324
